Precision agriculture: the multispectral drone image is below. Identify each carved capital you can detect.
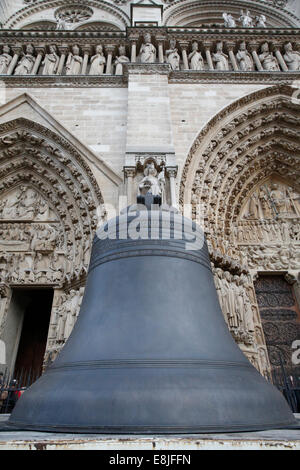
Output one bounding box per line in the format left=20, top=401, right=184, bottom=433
left=124, top=167, right=136, bottom=178
left=167, top=167, right=178, bottom=179
left=0, top=284, right=10, bottom=299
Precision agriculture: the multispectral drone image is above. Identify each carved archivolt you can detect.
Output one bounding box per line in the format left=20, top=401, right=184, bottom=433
left=180, top=85, right=300, bottom=239
left=0, top=118, right=103, bottom=288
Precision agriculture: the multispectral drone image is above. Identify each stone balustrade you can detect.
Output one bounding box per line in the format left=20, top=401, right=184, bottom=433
left=0, top=27, right=299, bottom=78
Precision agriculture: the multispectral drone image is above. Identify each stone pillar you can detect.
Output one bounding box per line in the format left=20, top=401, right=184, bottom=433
left=226, top=42, right=239, bottom=71
left=81, top=45, right=91, bottom=75
left=156, top=37, right=165, bottom=64
left=167, top=167, right=178, bottom=209
left=32, top=45, right=45, bottom=75
left=124, top=167, right=136, bottom=205
left=7, top=45, right=22, bottom=75
left=105, top=45, right=115, bottom=74
left=249, top=43, right=263, bottom=71
left=203, top=42, right=214, bottom=70
left=57, top=45, right=69, bottom=75
left=273, top=44, right=288, bottom=71
left=130, top=36, right=138, bottom=63
left=179, top=41, right=189, bottom=70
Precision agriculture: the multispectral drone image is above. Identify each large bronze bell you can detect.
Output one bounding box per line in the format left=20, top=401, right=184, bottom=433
left=9, top=205, right=296, bottom=432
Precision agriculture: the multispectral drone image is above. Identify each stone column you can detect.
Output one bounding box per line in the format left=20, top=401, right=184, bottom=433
left=81, top=45, right=91, bottom=75
left=0, top=284, right=12, bottom=337
left=226, top=42, right=239, bottom=71
left=105, top=45, right=115, bottom=74
left=273, top=43, right=288, bottom=72
left=156, top=37, right=165, bottom=64
left=124, top=167, right=136, bottom=205
left=32, top=45, right=45, bottom=75
left=130, top=36, right=138, bottom=63
left=179, top=41, right=189, bottom=70
left=249, top=43, right=263, bottom=71
left=57, top=45, right=69, bottom=75
left=167, top=167, right=178, bottom=209
left=7, top=45, right=22, bottom=75
left=203, top=42, right=214, bottom=70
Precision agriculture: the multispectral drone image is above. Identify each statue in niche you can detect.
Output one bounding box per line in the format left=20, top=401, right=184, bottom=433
left=236, top=42, right=254, bottom=71
left=66, top=45, right=83, bottom=75
left=283, top=43, right=300, bottom=71
left=222, top=13, right=236, bottom=28
left=212, top=42, right=229, bottom=71
left=166, top=40, right=180, bottom=71
left=89, top=45, right=106, bottom=75
left=14, top=45, right=35, bottom=75
left=138, top=162, right=165, bottom=199
left=56, top=293, right=67, bottom=342
left=259, top=189, right=273, bottom=219
left=0, top=46, right=12, bottom=74
left=288, top=187, right=300, bottom=215
left=239, top=10, right=254, bottom=28
left=188, top=42, right=204, bottom=70
left=42, top=45, right=59, bottom=75
left=255, top=15, right=267, bottom=28
left=259, top=43, right=280, bottom=71
left=114, top=45, right=129, bottom=75
left=140, top=33, right=156, bottom=63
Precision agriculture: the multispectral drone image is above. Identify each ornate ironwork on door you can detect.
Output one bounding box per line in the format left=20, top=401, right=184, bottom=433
left=254, top=275, right=300, bottom=390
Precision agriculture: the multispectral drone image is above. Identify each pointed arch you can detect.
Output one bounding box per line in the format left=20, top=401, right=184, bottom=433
left=180, top=84, right=300, bottom=238
left=0, top=117, right=104, bottom=287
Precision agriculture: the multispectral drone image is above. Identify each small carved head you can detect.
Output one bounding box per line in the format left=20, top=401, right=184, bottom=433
left=261, top=42, right=269, bottom=52
left=72, top=45, right=80, bottom=55
left=119, top=45, right=126, bottom=55
left=284, top=42, right=293, bottom=52
left=96, top=45, right=103, bottom=54
left=170, top=39, right=177, bottom=49
left=192, top=41, right=198, bottom=51
left=26, top=44, right=34, bottom=55
left=3, top=45, right=10, bottom=54
left=143, top=33, right=151, bottom=44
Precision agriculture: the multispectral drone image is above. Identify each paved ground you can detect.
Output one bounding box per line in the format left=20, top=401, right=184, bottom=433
left=0, top=415, right=299, bottom=450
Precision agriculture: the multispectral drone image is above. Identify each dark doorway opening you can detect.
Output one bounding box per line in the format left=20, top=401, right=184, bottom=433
left=254, top=275, right=300, bottom=412
left=13, top=289, right=53, bottom=386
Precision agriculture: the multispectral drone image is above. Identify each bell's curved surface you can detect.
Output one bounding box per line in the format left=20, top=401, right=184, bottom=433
left=9, top=208, right=296, bottom=433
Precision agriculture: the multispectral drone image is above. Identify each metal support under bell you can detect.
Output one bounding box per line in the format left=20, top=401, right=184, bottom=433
left=8, top=205, right=296, bottom=433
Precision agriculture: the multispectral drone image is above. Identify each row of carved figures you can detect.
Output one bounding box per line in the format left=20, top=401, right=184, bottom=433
left=223, top=10, right=267, bottom=28
left=1, top=38, right=300, bottom=75
left=236, top=219, right=300, bottom=245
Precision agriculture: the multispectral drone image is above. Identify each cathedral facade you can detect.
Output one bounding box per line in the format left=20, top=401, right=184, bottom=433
left=0, top=0, right=299, bottom=392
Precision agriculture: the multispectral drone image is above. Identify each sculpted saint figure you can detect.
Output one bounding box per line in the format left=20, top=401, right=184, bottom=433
left=0, top=46, right=12, bottom=74
left=239, top=10, right=253, bottom=28
left=139, top=162, right=165, bottom=198
left=42, top=45, right=59, bottom=75
left=14, top=45, right=35, bottom=75
left=223, top=13, right=236, bottom=28
left=66, top=45, right=83, bottom=75
left=140, top=33, right=156, bottom=63
left=56, top=15, right=68, bottom=31
left=166, top=39, right=180, bottom=71
left=256, top=15, right=267, bottom=28
left=89, top=45, right=106, bottom=75
left=188, top=42, right=204, bottom=70
left=114, top=45, right=129, bottom=75
left=283, top=42, right=300, bottom=71
left=212, top=42, right=229, bottom=71
left=259, top=42, right=280, bottom=71
left=236, top=42, right=254, bottom=71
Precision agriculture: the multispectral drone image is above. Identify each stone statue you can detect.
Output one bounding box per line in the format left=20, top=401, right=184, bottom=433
left=223, top=13, right=236, bottom=28
left=66, top=45, right=83, bottom=75
left=114, top=45, right=129, bottom=75
left=56, top=15, right=68, bottom=31
left=89, top=45, right=106, bottom=75
left=239, top=10, right=254, bottom=28
left=140, top=33, right=156, bottom=63
left=166, top=40, right=180, bottom=71
left=259, top=42, right=280, bottom=71
left=256, top=15, right=267, bottom=28
left=14, top=45, right=35, bottom=75
left=236, top=42, right=254, bottom=71
left=0, top=46, right=12, bottom=75
left=42, top=45, right=59, bottom=75
left=139, top=162, right=165, bottom=198
left=212, top=42, right=229, bottom=71
left=283, top=42, right=300, bottom=71
left=188, top=42, right=204, bottom=70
